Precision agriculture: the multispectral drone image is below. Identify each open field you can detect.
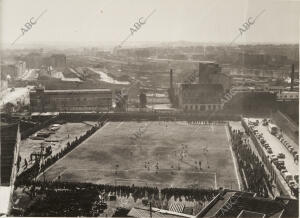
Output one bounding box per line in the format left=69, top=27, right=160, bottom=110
left=41, top=121, right=239, bottom=189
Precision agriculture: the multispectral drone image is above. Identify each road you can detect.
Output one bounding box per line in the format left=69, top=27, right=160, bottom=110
left=247, top=118, right=298, bottom=177
left=87, top=68, right=130, bottom=85
left=229, top=121, right=280, bottom=197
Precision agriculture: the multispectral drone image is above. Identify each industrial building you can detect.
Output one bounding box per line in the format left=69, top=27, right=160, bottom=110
left=49, top=54, right=67, bottom=68
left=30, top=87, right=112, bottom=112
left=171, top=62, right=231, bottom=111
left=238, top=53, right=288, bottom=66
left=23, top=53, right=66, bottom=68
left=0, top=61, right=26, bottom=80
left=277, top=91, right=299, bottom=101
left=178, top=83, right=224, bottom=111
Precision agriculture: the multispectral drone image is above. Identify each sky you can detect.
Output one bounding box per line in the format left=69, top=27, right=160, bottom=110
left=0, top=0, right=299, bottom=47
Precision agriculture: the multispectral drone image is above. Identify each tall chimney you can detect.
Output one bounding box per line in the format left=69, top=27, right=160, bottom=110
left=290, top=64, right=294, bottom=91
left=170, top=69, right=173, bottom=89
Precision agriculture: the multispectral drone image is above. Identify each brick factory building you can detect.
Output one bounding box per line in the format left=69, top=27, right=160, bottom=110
left=172, top=62, right=231, bottom=111
left=179, top=83, right=224, bottom=111
left=22, top=53, right=66, bottom=68
left=30, top=87, right=112, bottom=112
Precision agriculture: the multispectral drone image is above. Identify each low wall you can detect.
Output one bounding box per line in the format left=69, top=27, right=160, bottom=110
left=7, top=125, right=21, bottom=215
left=271, top=110, right=299, bottom=144
left=20, top=111, right=239, bottom=141
left=58, top=111, right=241, bottom=122
left=241, top=118, right=291, bottom=197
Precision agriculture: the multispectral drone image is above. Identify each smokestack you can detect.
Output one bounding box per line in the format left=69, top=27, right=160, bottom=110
left=170, top=69, right=173, bottom=89
left=290, top=64, right=294, bottom=91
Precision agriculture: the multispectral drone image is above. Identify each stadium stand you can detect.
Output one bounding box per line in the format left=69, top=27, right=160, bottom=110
left=0, top=122, right=20, bottom=215
left=223, top=92, right=277, bottom=114
left=0, top=123, right=19, bottom=185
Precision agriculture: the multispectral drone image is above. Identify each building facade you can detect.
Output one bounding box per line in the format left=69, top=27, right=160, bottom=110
left=23, top=53, right=66, bottom=68
left=179, top=84, right=224, bottom=111
left=174, top=62, right=230, bottom=112
left=0, top=61, right=26, bottom=80
left=23, top=53, right=43, bottom=69
left=238, top=53, right=288, bottom=66
left=277, top=91, right=299, bottom=101
left=49, top=54, right=67, bottom=68
left=30, top=88, right=112, bottom=112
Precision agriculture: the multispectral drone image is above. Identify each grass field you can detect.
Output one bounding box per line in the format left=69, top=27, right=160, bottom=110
left=41, top=121, right=239, bottom=190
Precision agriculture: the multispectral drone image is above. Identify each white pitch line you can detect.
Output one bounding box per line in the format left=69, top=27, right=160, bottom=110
left=215, top=173, right=217, bottom=189
left=225, top=125, right=230, bottom=142
left=63, top=168, right=216, bottom=175
left=116, top=122, right=123, bottom=129
left=225, top=125, right=241, bottom=191
left=53, top=168, right=68, bottom=181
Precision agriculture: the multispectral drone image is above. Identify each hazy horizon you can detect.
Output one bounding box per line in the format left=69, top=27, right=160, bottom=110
left=1, top=0, right=299, bottom=49
left=1, top=41, right=299, bottom=52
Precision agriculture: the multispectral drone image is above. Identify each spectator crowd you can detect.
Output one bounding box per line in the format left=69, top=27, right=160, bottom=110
left=13, top=179, right=220, bottom=216
left=230, top=127, right=273, bottom=198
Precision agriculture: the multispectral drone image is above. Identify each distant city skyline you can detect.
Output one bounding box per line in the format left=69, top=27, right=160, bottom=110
left=1, top=0, right=299, bottom=48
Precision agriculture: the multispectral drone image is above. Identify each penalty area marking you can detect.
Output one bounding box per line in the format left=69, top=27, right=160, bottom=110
left=53, top=168, right=217, bottom=185
left=36, top=121, right=111, bottom=180
left=52, top=168, right=68, bottom=181
left=225, top=125, right=241, bottom=191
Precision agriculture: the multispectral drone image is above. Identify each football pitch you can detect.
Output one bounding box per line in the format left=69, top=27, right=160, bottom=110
left=40, top=121, right=240, bottom=190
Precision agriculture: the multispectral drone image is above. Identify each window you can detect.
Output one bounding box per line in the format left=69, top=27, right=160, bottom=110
left=200, top=105, right=205, bottom=111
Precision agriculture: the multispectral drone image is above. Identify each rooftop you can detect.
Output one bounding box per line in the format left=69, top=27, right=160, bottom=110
left=128, top=207, right=194, bottom=218
left=237, top=210, right=265, bottom=218
left=31, top=89, right=112, bottom=93
left=181, top=83, right=224, bottom=91
left=196, top=190, right=298, bottom=218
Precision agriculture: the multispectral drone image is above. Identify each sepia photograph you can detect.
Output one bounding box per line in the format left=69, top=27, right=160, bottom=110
left=0, top=0, right=299, bottom=217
